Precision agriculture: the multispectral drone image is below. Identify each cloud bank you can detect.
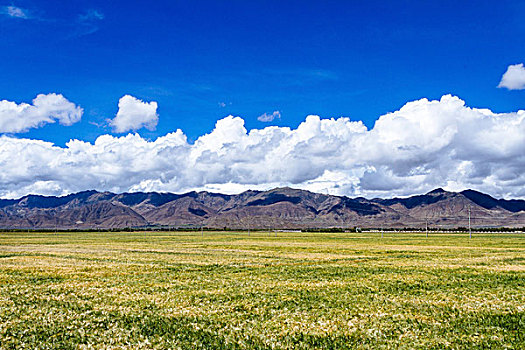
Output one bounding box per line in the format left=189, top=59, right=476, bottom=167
left=0, top=95, right=524, bottom=199
left=111, top=95, right=158, bottom=133
left=498, top=63, right=525, bottom=90
left=0, top=93, right=83, bottom=133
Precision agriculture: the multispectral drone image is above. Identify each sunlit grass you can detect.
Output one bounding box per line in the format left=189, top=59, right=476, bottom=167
left=1, top=231, right=524, bottom=349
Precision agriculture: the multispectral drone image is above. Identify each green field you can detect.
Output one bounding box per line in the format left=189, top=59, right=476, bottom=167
left=0, top=231, right=524, bottom=349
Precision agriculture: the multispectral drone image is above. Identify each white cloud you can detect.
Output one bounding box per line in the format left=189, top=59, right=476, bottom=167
left=73, top=9, right=104, bottom=37
left=0, top=94, right=524, bottom=199
left=258, top=110, right=281, bottom=122
left=1, top=6, right=29, bottom=19
left=0, top=93, right=83, bottom=133
left=498, top=63, right=525, bottom=90
left=110, top=95, right=158, bottom=133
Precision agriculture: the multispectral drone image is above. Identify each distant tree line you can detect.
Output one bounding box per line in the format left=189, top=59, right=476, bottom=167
left=0, top=226, right=523, bottom=233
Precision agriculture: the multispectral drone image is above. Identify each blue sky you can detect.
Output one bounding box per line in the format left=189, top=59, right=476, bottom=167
left=0, top=0, right=524, bottom=199
left=1, top=0, right=524, bottom=144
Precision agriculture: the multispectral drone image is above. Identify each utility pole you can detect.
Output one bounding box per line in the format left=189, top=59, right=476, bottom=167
left=381, top=225, right=383, bottom=239
left=468, top=205, right=472, bottom=239
left=425, top=218, right=428, bottom=238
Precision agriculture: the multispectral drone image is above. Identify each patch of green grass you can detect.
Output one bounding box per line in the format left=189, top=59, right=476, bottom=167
left=0, top=231, right=524, bottom=349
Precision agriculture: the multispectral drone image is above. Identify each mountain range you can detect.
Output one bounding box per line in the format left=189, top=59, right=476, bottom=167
left=0, top=187, right=524, bottom=229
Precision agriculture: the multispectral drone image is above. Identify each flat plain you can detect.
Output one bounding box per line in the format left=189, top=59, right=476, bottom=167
left=0, top=230, right=524, bottom=349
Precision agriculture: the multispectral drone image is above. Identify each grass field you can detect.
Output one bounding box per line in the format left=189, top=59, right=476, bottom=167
left=0, top=231, right=524, bottom=349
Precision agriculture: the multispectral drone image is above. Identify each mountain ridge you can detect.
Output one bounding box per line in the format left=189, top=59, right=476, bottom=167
left=0, top=188, right=523, bottom=229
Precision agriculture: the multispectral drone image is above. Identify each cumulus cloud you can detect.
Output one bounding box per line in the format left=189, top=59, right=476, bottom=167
left=498, top=63, right=525, bottom=90
left=258, top=110, right=281, bottom=122
left=1, top=6, right=29, bottom=19
left=0, top=93, right=83, bottom=133
left=0, top=94, right=524, bottom=199
left=110, top=95, right=159, bottom=133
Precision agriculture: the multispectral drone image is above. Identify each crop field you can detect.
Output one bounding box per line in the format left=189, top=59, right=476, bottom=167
left=0, top=231, right=524, bottom=349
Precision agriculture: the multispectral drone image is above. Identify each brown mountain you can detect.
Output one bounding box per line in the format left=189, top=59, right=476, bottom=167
left=0, top=187, right=523, bottom=229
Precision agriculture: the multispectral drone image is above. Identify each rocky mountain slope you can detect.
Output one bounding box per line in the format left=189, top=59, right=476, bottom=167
left=0, top=187, right=523, bottom=229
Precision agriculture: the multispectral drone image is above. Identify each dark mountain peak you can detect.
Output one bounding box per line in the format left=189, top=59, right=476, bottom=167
left=76, top=189, right=99, bottom=195
left=59, top=190, right=100, bottom=198
left=272, top=186, right=291, bottom=190
left=235, top=189, right=262, bottom=199
left=246, top=190, right=302, bottom=206
left=195, top=191, right=231, bottom=200
left=266, top=187, right=295, bottom=194
left=460, top=189, right=499, bottom=210
left=0, top=198, right=17, bottom=209
left=116, top=192, right=182, bottom=207
left=373, top=189, right=452, bottom=209
left=427, top=188, right=447, bottom=195
left=460, top=189, right=525, bottom=213
left=12, top=190, right=109, bottom=209
left=67, top=190, right=102, bottom=201
left=268, top=187, right=331, bottom=202
left=18, top=194, right=69, bottom=209
left=88, top=192, right=116, bottom=202
left=460, top=189, right=501, bottom=210
left=461, top=189, right=489, bottom=197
